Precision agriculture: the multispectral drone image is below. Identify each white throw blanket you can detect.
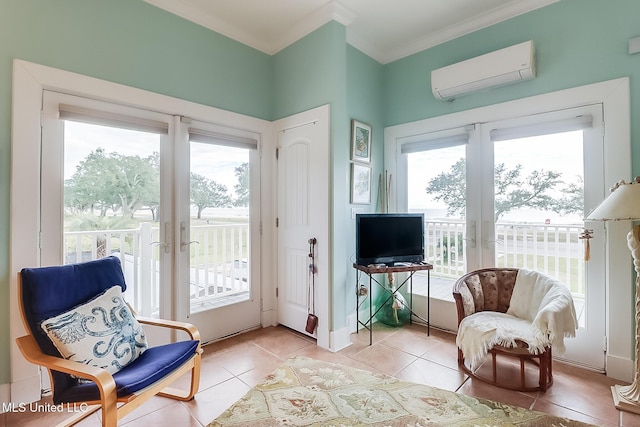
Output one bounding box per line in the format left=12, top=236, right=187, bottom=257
left=456, top=269, right=578, bottom=369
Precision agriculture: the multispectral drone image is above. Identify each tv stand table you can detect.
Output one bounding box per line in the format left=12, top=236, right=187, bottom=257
left=354, top=262, right=433, bottom=345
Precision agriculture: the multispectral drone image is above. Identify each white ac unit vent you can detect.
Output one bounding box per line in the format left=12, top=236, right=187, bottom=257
left=431, top=41, right=535, bottom=101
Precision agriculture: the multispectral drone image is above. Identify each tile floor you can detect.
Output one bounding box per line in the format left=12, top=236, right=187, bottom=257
left=3, top=323, right=640, bottom=427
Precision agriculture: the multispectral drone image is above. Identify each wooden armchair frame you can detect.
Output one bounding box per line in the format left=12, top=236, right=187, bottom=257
left=16, top=271, right=202, bottom=427
left=453, top=268, right=553, bottom=392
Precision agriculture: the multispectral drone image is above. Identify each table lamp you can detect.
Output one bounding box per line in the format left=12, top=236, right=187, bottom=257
left=587, top=177, right=640, bottom=413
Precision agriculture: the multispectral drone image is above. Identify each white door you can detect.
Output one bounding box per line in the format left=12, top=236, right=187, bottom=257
left=276, top=106, right=329, bottom=340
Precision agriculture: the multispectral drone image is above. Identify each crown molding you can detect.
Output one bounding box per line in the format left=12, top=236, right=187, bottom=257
left=145, top=0, right=558, bottom=63
left=143, top=0, right=269, bottom=52
left=144, top=0, right=356, bottom=55
left=345, top=29, right=386, bottom=65
left=368, top=0, right=559, bottom=64
left=269, top=1, right=357, bottom=54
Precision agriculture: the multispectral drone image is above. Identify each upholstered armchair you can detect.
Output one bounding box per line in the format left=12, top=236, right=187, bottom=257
left=453, top=267, right=578, bottom=392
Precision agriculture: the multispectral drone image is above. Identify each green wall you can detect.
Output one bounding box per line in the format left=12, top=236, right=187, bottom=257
left=383, top=0, right=640, bottom=173
left=347, top=45, right=384, bottom=212
left=272, top=26, right=386, bottom=333
left=346, top=45, right=384, bottom=327
left=0, top=0, right=272, bottom=385
left=272, top=22, right=366, bottom=333
left=273, top=22, right=350, bottom=332
left=272, top=21, right=346, bottom=121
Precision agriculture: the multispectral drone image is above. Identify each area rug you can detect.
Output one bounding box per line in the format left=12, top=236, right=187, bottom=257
left=208, top=356, right=595, bottom=427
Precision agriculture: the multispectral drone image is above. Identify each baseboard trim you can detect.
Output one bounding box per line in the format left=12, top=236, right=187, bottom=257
left=607, top=353, right=634, bottom=382
left=347, top=313, right=357, bottom=333
left=0, top=375, right=42, bottom=413
left=261, top=309, right=277, bottom=328
left=0, top=382, right=10, bottom=414
left=347, top=307, right=380, bottom=333
left=329, top=327, right=352, bottom=352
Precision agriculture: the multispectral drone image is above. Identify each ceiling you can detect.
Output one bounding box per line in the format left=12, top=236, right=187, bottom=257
left=144, top=0, right=558, bottom=64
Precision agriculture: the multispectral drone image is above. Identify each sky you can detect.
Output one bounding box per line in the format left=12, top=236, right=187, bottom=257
left=64, top=120, right=584, bottom=224
left=64, top=121, right=247, bottom=195
left=407, top=130, right=584, bottom=223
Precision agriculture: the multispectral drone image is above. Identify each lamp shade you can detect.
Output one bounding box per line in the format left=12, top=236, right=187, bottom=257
left=587, top=178, right=640, bottom=221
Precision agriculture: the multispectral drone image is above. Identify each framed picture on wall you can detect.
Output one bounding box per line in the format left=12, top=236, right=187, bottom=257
left=351, top=163, right=371, bottom=204
left=351, top=120, right=372, bottom=163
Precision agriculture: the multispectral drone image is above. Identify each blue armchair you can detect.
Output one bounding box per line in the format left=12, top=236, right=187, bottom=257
left=16, top=256, right=202, bottom=427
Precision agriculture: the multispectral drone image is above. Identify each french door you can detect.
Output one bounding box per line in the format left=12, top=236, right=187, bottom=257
left=399, top=104, right=606, bottom=370
left=175, top=119, right=261, bottom=340
left=40, top=91, right=260, bottom=344
left=483, top=107, right=605, bottom=369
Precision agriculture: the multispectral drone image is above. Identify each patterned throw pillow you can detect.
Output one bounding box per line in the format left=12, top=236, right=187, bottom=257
left=41, top=285, right=148, bottom=375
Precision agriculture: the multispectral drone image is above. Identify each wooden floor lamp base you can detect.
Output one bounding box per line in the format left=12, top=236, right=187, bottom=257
left=611, top=225, right=640, bottom=415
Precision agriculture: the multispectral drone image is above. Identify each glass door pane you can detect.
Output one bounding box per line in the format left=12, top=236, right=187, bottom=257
left=490, top=106, right=607, bottom=371
left=179, top=126, right=261, bottom=343
left=62, top=121, right=163, bottom=317
left=188, top=142, right=251, bottom=314
left=493, top=131, right=585, bottom=323
left=407, top=144, right=467, bottom=299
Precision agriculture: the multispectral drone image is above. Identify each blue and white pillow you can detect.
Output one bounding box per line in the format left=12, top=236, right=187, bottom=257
left=41, top=285, right=148, bottom=375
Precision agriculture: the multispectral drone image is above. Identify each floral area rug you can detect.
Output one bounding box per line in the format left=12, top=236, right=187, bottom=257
left=208, top=356, right=594, bottom=427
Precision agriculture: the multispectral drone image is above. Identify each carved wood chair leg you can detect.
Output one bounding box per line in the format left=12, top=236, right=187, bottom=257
left=540, top=356, right=547, bottom=392
left=492, top=352, right=497, bottom=383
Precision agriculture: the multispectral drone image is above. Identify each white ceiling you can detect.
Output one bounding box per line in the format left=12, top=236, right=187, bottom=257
left=144, top=0, right=558, bottom=64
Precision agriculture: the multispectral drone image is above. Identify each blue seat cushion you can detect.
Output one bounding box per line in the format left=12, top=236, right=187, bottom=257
left=54, top=340, right=199, bottom=404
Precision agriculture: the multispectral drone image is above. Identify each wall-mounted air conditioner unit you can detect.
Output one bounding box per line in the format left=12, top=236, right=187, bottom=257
left=431, top=40, right=535, bottom=101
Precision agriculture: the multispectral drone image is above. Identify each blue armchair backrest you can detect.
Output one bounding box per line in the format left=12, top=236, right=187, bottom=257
left=20, top=256, right=128, bottom=357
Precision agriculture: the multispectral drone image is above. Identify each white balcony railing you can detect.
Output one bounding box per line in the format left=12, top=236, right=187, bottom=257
left=64, top=219, right=585, bottom=316
left=64, top=222, right=250, bottom=317
left=425, top=219, right=586, bottom=296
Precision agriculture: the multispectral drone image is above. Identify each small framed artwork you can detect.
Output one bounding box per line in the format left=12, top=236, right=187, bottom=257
left=351, top=163, right=371, bottom=204
left=351, top=120, right=372, bottom=163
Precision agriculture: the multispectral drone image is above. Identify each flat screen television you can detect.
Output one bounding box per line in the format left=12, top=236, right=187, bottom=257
left=355, top=213, right=425, bottom=266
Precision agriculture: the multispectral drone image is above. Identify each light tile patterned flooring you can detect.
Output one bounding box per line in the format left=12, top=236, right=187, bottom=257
left=3, top=324, right=639, bottom=427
